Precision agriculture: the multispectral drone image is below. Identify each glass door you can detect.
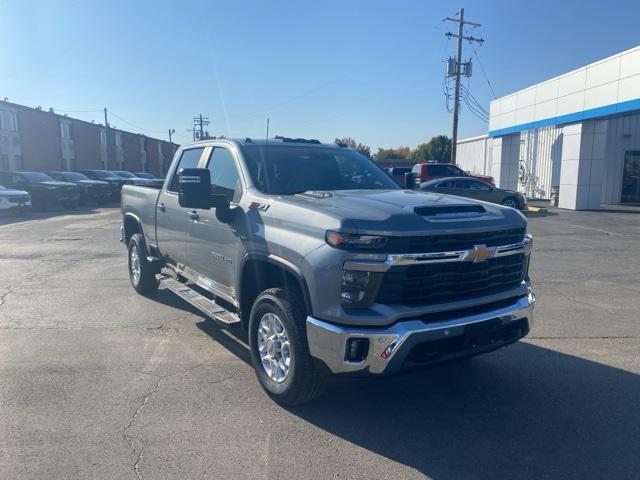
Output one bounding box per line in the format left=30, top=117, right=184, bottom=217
left=622, top=151, right=640, bottom=203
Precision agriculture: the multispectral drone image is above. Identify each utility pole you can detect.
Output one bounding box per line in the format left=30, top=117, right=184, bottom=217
left=104, top=107, right=111, bottom=170
left=168, top=128, right=175, bottom=144
left=192, top=114, right=210, bottom=140
left=444, top=8, right=484, bottom=164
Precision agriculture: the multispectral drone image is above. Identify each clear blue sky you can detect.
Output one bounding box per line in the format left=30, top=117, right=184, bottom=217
left=1, top=0, right=639, bottom=150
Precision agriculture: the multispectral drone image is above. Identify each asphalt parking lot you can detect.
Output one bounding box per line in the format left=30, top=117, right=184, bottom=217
left=1, top=206, right=639, bottom=480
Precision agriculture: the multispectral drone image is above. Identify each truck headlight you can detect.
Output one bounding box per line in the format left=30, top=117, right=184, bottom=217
left=340, top=269, right=382, bottom=308
left=326, top=231, right=387, bottom=250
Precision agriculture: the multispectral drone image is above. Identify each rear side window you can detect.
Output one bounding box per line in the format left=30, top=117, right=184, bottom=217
left=206, top=147, right=242, bottom=202
left=168, top=148, right=205, bottom=192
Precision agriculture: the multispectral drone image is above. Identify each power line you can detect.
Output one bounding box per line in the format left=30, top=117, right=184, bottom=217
left=465, top=28, right=497, bottom=99
left=107, top=110, right=167, bottom=135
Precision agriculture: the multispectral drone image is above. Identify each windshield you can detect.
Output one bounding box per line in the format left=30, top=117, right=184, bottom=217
left=22, top=172, right=55, bottom=182
left=112, top=171, right=136, bottom=178
left=60, top=172, right=90, bottom=181
left=241, top=145, right=400, bottom=194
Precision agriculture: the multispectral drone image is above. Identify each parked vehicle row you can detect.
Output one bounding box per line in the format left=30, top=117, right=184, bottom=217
left=0, top=169, right=164, bottom=213
left=384, top=163, right=528, bottom=210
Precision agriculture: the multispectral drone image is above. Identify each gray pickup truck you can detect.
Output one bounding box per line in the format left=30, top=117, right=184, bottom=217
left=121, top=137, right=535, bottom=405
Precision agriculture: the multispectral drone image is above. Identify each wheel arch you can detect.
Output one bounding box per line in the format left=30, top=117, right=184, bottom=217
left=239, top=253, right=313, bottom=329
left=123, top=212, right=145, bottom=245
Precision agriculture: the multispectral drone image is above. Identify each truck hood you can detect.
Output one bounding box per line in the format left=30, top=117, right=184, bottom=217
left=282, top=189, right=526, bottom=234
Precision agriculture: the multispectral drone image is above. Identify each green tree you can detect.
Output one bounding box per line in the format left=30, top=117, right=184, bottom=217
left=373, top=146, right=411, bottom=162
left=410, top=143, right=431, bottom=163
left=335, top=137, right=372, bottom=158
left=426, top=135, right=452, bottom=163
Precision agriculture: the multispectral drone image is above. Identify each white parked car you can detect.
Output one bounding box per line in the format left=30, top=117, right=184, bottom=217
left=0, top=184, right=32, bottom=215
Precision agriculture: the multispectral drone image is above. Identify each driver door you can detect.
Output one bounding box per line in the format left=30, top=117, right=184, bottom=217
left=186, top=146, right=244, bottom=303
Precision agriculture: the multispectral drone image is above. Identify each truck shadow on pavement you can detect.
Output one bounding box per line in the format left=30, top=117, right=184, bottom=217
left=294, top=343, right=640, bottom=480
left=194, top=310, right=639, bottom=480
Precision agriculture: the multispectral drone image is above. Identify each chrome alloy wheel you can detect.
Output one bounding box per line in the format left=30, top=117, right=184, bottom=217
left=258, top=312, right=291, bottom=383
left=130, top=244, right=141, bottom=285
left=503, top=198, right=518, bottom=208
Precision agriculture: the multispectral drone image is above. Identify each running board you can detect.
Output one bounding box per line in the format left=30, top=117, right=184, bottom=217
left=156, top=274, right=240, bottom=325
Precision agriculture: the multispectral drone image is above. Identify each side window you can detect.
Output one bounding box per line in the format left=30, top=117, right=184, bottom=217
left=168, top=147, right=204, bottom=192
left=429, top=165, right=448, bottom=176
left=411, top=164, right=421, bottom=174
left=207, top=147, right=242, bottom=202
left=453, top=179, right=470, bottom=189
left=447, top=165, right=465, bottom=176
left=437, top=180, right=454, bottom=189
left=468, top=180, right=491, bottom=191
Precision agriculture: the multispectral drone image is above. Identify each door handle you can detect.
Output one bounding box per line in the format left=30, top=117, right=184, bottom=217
left=188, top=210, right=199, bottom=221
left=157, top=203, right=166, bottom=212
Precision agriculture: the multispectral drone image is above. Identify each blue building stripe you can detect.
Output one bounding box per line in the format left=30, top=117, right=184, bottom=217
left=488, top=98, right=640, bottom=137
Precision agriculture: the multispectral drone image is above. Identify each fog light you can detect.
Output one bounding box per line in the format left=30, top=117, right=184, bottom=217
left=345, top=338, right=369, bottom=362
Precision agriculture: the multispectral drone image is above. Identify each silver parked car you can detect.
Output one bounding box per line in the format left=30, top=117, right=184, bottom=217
left=420, top=177, right=527, bottom=210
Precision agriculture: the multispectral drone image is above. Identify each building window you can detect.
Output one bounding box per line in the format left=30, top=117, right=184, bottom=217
left=0, top=110, right=5, bottom=130
left=0, top=154, right=8, bottom=170
left=100, top=129, right=106, bottom=145
left=14, top=155, right=22, bottom=170
left=9, top=111, right=18, bottom=132
left=115, top=133, right=123, bottom=147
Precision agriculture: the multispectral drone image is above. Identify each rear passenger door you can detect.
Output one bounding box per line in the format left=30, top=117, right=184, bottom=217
left=155, top=146, right=208, bottom=267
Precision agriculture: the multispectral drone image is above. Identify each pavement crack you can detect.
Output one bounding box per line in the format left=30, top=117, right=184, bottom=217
left=121, top=362, right=238, bottom=479
left=0, top=287, right=13, bottom=309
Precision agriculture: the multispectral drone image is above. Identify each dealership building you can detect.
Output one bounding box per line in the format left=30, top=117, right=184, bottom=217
left=0, top=100, right=178, bottom=176
left=457, top=45, right=640, bottom=209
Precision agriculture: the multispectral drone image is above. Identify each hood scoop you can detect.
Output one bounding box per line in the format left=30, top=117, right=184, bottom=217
left=413, top=204, right=486, bottom=217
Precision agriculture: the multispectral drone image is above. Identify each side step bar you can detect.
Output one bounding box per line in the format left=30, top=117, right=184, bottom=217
left=156, top=274, right=240, bottom=325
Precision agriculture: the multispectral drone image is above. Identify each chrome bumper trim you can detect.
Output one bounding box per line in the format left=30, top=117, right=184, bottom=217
left=306, top=291, right=535, bottom=375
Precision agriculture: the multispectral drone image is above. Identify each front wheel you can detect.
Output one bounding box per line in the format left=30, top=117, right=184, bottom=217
left=127, top=233, right=158, bottom=295
left=249, top=288, right=325, bottom=406
left=501, top=197, right=520, bottom=209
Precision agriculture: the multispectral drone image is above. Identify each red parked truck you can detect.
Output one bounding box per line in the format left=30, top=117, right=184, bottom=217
left=410, top=163, right=494, bottom=188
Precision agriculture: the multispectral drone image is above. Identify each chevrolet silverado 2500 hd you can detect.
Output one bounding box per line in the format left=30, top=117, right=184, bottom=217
left=121, top=137, right=535, bottom=405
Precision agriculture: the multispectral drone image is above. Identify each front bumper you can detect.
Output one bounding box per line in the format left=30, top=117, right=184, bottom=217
left=306, top=291, right=535, bottom=375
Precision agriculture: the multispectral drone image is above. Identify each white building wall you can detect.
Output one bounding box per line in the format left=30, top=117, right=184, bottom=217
left=490, top=134, right=520, bottom=191
left=456, top=135, right=492, bottom=177
left=490, top=45, right=640, bottom=136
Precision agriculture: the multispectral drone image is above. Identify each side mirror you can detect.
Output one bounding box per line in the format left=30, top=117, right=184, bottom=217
left=178, top=168, right=234, bottom=222
left=178, top=168, right=213, bottom=209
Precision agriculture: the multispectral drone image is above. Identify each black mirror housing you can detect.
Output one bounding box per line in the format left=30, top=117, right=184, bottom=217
left=178, top=168, right=213, bottom=209
left=178, top=168, right=234, bottom=222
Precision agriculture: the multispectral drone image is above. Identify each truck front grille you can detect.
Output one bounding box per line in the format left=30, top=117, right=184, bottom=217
left=376, top=253, right=526, bottom=306
left=385, top=227, right=526, bottom=253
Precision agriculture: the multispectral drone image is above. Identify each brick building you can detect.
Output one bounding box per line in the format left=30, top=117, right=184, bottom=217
left=0, top=100, right=178, bottom=175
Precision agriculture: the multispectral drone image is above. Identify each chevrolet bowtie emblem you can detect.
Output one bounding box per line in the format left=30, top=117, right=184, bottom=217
left=465, top=244, right=495, bottom=263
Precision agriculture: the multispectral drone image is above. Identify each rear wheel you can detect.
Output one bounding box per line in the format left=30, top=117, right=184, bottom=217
left=249, top=288, right=325, bottom=406
left=127, top=233, right=158, bottom=295
left=501, top=197, right=520, bottom=209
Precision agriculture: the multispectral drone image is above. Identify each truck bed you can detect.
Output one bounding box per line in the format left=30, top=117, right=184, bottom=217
left=121, top=185, right=161, bottom=245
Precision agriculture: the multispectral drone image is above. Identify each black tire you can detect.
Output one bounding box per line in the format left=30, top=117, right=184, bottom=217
left=248, top=288, right=325, bottom=406
left=501, top=197, right=520, bottom=209
left=127, top=233, right=159, bottom=295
